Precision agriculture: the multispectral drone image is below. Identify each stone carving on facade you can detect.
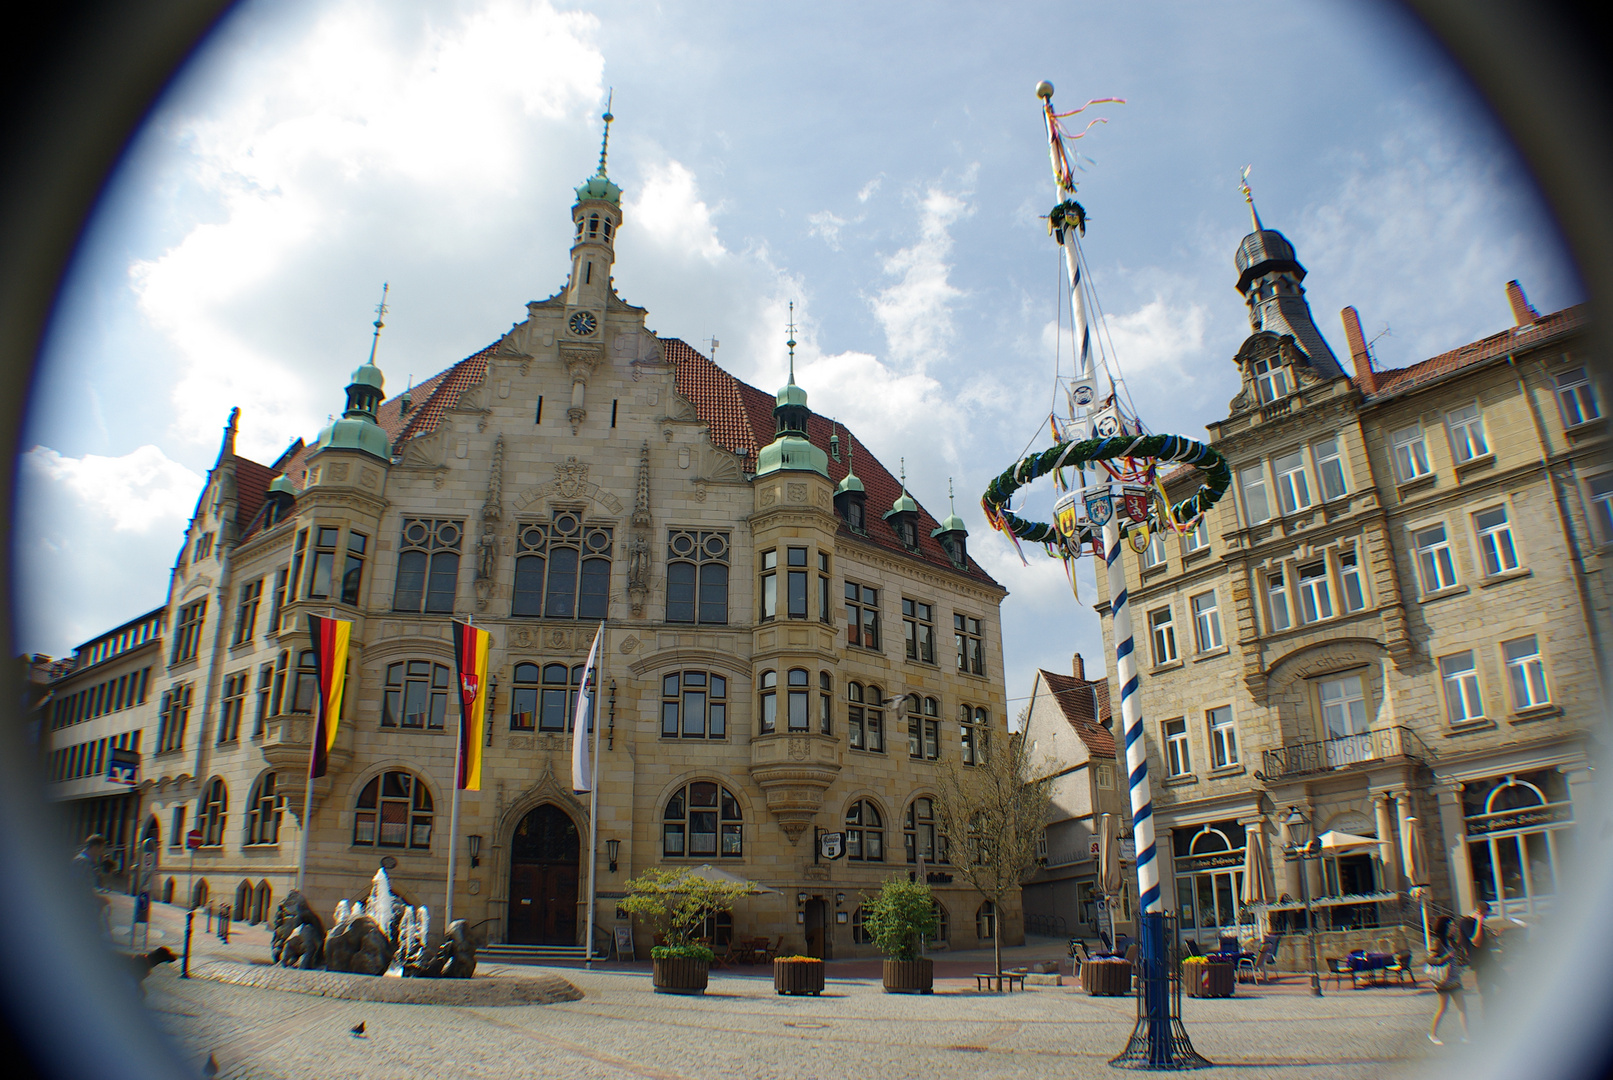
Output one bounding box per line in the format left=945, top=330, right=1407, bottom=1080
left=560, top=343, right=603, bottom=434
left=399, top=428, right=448, bottom=469
left=554, top=457, right=589, bottom=498
left=474, top=435, right=505, bottom=610
left=787, top=482, right=807, bottom=503
left=618, top=634, right=639, bottom=654
left=627, top=441, right=652, bottom=617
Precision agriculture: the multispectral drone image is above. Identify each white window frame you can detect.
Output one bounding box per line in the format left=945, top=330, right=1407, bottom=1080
left=1239, top=465, right=1271, bottom=525
left=1439, top=651, right=1485, bottom=725
left=1191, top=590, right=1223, bottom=652
left=1182, top=517, right=1210, bottom=553
left=1163, top=717, right=1192, bottom=777
left=1338, top=546, right=1367, bottom=612
left=1503, top=636, right=1550, bottom=710
left=1391, top=423, right=1433, bottom=484
left=1313, top=435, right=1348, bottom=501
left=1298, top=561, right=1333, bottom=622
left=1253, top=356, right=1291, bottom=403
left=1274, top=449, right=1313, bottom=515
left=1207, top=705, right=1238, bottom=769
left=1555, top=366, right=1602, bottom=428
left=1141, top=531, right=1168, bottom=570
left=1148, top=606, right=1178, bottom=666
left=1473, top=505, right=1520, bottom=576
left=1266, top=569, right=1291, bottom=632
left=1446, top=402, right=1490, bottom=464
left=1588, top=472, right=1613, bottom=546
left=1413, top=523, right=1459, bottom=594
left=1318, top=674, right=1369, bottom=739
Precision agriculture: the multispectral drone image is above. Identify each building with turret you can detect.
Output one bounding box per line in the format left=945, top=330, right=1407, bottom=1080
left=1094, top=190, right=1607, bottom=962
left=75, top=118, right=1015, bottom=957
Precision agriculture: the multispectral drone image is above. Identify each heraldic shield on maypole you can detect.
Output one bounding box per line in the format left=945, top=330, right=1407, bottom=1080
left=981, top=82, right=1224, bottom=1070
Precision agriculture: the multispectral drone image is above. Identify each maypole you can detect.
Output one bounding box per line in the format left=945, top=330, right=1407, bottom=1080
left=983, top=82, right=1224, bottom=1070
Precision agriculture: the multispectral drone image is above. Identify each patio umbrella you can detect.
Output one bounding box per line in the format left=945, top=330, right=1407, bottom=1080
left=1240, top=822, right=1275, bottom=948
left=1401, top=817, right=1431, bottom=952
left=1098, top=813, right=1122, bottom=946
left=683, top=865, right=779, bottom=894
left=1318, top=830, right=1380, bottom=854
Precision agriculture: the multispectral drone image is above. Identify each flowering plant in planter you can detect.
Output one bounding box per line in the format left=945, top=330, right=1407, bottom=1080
left=773, top=955, right=822, bottom=963
left=773, top=954, right=825, bottom=996
left=650, top=943, right=715, bottom=962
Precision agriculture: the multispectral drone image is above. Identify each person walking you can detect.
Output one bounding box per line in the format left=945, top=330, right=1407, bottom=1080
left=73, top=834, right=111, bottom=938
left=1426, top=915, right=1469, bottom=1045
left=1461, top=901, right=1501, bottom=1021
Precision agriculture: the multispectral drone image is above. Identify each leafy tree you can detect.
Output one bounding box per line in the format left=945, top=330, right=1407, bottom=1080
left=934, top=729, right=1053, bottom=979
left=862, top=876, right=937, bottom=961
left=620, top=867, right=755, bottom=960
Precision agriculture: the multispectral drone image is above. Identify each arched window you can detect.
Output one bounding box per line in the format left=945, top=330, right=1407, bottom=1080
left=976, top=901, right=996, bottom=940
left=514, top=516, right=612, bottom=619
left=905, top=797, right=947, bottom=864
left=930, top=901, right=949, bottom=943
left=162, top=877, right=175, bottom=904
left=960, top=704, right=988, bottom=766
left=255, top=880, right=273, bottom=924
left=588, top=212, right=599, bottom=238
left=510, top=662, right=540, bottom=730
left=847, top=683, right=884, bottom=752
left=906, top=695, right=939, bottom=760
left=787, top=669, right=810, bottom=731
left=392, top=519, right=461, bottom=613
left=661, top=671, right=727, bottom=739
left=666, top=530, right=729, bottom=624
left=354, top=771, right=433, bottom=849
left=845, top=800, right=884, bottom=861
left=759, top=670, right=777, bottom=734
left=192, top=879, right=209, bottom=910
left=663, top=781, right=742, bottom=858
left=235, top=880, right=253, bottom=921
left=244, top=772, right=283, bottom=846
left=381, top=661, right=450, bottom=729
left=1189, top=826, right=1232, bottom=854
left=200, top=778, right=227, bottom=847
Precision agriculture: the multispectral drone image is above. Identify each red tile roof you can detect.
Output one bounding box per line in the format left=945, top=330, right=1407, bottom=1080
left=664, top=339, right=999, bottom=586
left=231, top=455, right=277, bottom=531
left=1359, top=304, right=1587, bottom=401
left=1039, top=669, right=1115, bottom=759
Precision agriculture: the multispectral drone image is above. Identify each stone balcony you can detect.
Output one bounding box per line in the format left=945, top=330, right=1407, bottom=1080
left=748, top=731, right=842, bottom=845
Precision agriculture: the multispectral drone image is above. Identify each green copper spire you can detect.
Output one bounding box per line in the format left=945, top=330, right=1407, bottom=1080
left=314, top=284, right=394, bottom=462
left=835, top=423, right=864, bottom=495
left=755, top=302, right=826, bottom=479
left=886, top=458, right=918, bottom=517
left=575, top=91, right=623, bottom=205
left=933, top=477, right=967, bottom=535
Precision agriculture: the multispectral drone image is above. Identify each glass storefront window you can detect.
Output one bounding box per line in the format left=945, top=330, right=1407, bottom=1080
left=1463, top=771, right=1570, bottom=918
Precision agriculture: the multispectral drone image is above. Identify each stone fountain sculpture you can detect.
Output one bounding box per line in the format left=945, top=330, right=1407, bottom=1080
left=270, top=867, right=477, bottom=978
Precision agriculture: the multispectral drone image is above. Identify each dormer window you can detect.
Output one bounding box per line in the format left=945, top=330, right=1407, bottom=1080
left=1253, top=356, right=1291, bottom=403
left=846, top=499, right=864, bottom=531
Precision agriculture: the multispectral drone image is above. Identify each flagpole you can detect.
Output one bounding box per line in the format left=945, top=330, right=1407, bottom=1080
left=296, top=725, right=316, bottom=893
left=584, top=621, right=605, bottom=969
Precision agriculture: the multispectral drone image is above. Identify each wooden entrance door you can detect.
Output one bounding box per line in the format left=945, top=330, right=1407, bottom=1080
left=507, top=804, right=581, bottom=945
left=804, top=898, right=828, bottom=958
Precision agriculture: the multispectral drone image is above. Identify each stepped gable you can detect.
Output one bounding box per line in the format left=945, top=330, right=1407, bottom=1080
left=1361, top=303, right=1585, bottom=401
left=664, top=338, right=1000, bottom=587
left=1040, top=668, right=1114, bottom=758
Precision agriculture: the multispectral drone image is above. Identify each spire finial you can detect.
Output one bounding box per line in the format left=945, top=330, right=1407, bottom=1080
left=1239, top=165, right=1264, bottom=232
left=900, top=458, right=907, bottom=489
left=367, top=282, right=389, bottom=366
left=596, top=89, right=615, bottom=178
left=786, top=301, right=798, bottom=384
left=949, top=477, right=956, bottom=515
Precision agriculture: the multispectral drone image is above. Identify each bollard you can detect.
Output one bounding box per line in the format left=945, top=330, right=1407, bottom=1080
left=219, top=905, right=230, bottom=944
left=182, top=910, right=194, bottom=978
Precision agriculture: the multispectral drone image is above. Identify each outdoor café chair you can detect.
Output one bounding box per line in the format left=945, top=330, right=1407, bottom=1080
left=1325, top=956, right=1357, bottom=991
left=1239, top=934, right=1281, bottom=984
left=1385, top=950, right=1415, bottom=986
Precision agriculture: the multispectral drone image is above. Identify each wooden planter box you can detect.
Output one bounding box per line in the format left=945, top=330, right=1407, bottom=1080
left=882, top=958, right=934, bottom=994
left=1184, top=962, right=1235, bottom=998
left=1081, top=958, right=1133, bottom=996
left=774, top=959, right=825, bottom=996
left=652, top=956, right=710, bottom=995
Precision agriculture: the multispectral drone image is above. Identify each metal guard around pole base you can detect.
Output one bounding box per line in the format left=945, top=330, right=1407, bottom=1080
left=1109, top=913, right=1212, bottom=1071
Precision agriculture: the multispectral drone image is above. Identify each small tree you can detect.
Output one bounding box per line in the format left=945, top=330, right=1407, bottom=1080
left=619, top=867, right=755, bottom=960
left=934, top=728, right=1053, bottom=979
left=862, top=875, right=937, bottom=961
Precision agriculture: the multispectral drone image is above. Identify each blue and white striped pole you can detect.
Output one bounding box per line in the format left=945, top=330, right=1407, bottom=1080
left=1102, top=522, right=1160, bottom=917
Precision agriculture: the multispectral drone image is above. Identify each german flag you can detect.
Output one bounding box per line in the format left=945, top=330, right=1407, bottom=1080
left=306, top=614, right=351, bottom=779
left=452, top=621, right=491, bottom=790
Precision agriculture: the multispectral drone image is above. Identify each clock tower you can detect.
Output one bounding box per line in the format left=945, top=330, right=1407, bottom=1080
left=561, top=101, right=621, bottom=432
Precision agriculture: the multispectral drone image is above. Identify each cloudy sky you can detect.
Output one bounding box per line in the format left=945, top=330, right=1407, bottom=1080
left=15, top=0, right=1579, bottom=711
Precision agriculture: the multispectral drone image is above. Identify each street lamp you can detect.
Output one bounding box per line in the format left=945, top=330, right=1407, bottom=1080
left=1284, top=806, right=1323, bottom=998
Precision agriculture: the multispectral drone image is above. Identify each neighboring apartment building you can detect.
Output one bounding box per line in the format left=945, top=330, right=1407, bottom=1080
left=1018, top=654, right=1133, bottom=943
left=1096, top=209, right=1605, bottom=958
left=40, top=608, right=166, bottom=886
left=130, top=136, right=1015, bottom=957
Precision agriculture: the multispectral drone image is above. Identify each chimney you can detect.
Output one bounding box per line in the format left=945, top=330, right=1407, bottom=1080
left=1340, top=306, right=1376, bottom=395
left=1072, top=653, right=1085, bottom=681
left=1505, top=280, right=1540, bottom=325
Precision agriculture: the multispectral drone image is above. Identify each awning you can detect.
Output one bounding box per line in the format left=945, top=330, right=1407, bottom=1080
left=1264, top=890, right=1401, bottom=912
left=683, top=865, right=779, bottom=894
left=1318, top=830, right=1380, bottom=854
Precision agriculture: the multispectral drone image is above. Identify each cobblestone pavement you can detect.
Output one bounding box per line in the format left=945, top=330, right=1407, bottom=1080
left=117, top=896, right=1467, bottom=1080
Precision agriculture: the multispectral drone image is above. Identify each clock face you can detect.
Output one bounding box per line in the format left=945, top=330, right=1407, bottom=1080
left=569, top=311, right=598, bottom=336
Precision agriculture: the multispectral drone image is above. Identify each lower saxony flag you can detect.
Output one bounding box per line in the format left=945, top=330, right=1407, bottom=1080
left=306, top=614, right=352, bottom=779
left=452, top=621, right=491, bottom=790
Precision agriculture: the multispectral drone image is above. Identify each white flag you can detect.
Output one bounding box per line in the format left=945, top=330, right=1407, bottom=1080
left=571, top=623, right=604, bottom=793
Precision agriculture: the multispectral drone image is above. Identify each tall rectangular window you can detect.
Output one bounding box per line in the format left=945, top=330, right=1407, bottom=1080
left=1313, top=435, right=1348, bottom=501
left=1588, top=473, right=1613, bottom=544
left=845, top=583, right=880, bottom=650
left=233, top=580, right=261, bottom=646
left=759, top=550, right=777, bottom=621
left=290, top=529, right=307, bottom=602
left=846, top=682, right=884, bottom=752
left=1339, top=547, right=1367, bottom=612
left=1163, top=718, right=1191, bottom=777
left=171, top=599, right=207, bottom=663
left=819, top=671, right=833, bottom=734
left=1267, top=569, right=1292, bottom=631
left=1556, top=366, right=1602, bottom=427
left=157, top=684, right=192, bottom=753
left=1473, top=506, right=1519, bottom=575
left=1253, top=356, right=1290, bottom=403
left=1503, top=636, right=1550, bottom=709
left=269, top=567, right=289, bottom=634
left=1191, top=591, right=1223, bottom=652
left=1391, top=424, right=1433, bottom=483
left=254, top=662, right=274, bottom=736
left=818, top=552, right=832, bottom=624
left=1239, top=465, right=1271, bottom=524
left=1182, top=518, right=1209, bottom=553
left=1446, top=402, right=1490, bottom=463
left=1141, top=531, right=1168, bottom=569
left=758, top=670, right=777, bottom=735
left=1414, top=524, right=1458, bottom=593
left=786, top=547, right=809, bottom=619
left=955, top=614, right=984, bottom=675
left=1148, top=606, right=1177, bottom=665
left=342, top=531, right=368, bottom=605
left=906, top=695, right=939, bottom=760
left=665, top=530, right=730, bottom=624
left=787, top=669, right=811, bottom=732
left=1206, top=705, right=1238, bottom=768
left=1318, top=675, right=1368, bottom=738
left=307, top=526, right=339, bottom=599
left=1298, top=561, right=1333, bottom=623
left=393, top=519, right=463, bottom=614
left=510, top=515, right=611, bottom=619
left=381, top=661, right=451, bottom=729
left=217, top=672, right=247, bottom=743
left=903, top=599, right=935, bottom=663
left=1274, top=449, right=1312, bottom=515
left=1439, top=652, right=1485, bottom=725
left=291, top=650, right=318, bottom=714
left=660, top=671, right=727, bottom=739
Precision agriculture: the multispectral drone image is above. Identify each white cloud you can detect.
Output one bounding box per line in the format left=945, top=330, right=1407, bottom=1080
left=870, top=178, right=975, bottom=367
left=22, top=445, right=204, bottom=533
left=806, top=210, right=847, bottom=250
left=857, top=176, right=882, bottom=203
left=627, top=160, right=728, bottom=263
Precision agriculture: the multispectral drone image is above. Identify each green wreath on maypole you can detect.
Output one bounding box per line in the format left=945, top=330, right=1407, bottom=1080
left=981, top=431, right=1231, bottom=559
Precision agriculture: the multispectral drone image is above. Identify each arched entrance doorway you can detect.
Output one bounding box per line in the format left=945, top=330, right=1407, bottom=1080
left=507, top=804, right=580, bottom=945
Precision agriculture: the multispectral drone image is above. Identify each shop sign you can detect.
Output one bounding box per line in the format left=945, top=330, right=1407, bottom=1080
left=1174, top=849, right=1244, bottom=874
left=1465, top=802, right=1572, bottom=836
